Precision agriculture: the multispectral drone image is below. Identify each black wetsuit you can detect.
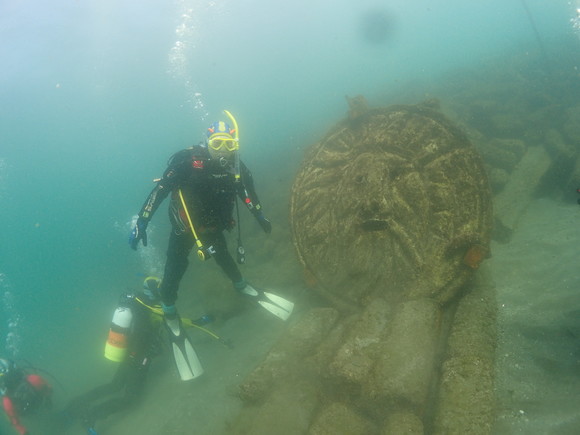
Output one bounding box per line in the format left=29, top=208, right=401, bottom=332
left=65, top=293, right=162, bottom=429
left=136, top=145, right=265, bottom=306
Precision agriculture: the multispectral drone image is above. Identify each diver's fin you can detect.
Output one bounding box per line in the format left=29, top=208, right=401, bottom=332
left=241, top=285, right=294, bottom=321
left=165, top=316, right=204, bottom=381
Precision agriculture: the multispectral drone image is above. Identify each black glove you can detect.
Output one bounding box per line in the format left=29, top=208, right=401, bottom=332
left=255, top=211, right=272, bottom=234
left=129, top=217, right=148, bottom=250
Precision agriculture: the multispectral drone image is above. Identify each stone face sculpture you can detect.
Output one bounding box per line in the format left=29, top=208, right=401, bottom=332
left=231, top=100, right=496, bottom=435
left=291, top=100, right=492, bottom=309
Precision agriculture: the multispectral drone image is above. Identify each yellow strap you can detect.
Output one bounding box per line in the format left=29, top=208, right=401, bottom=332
left=181, top=318, right=221, bottom=340
left=134, top=297, right=221, bottom=341
left=177, top=189, right=206, bottom=260
left=135, top=297, right=163, bottom=315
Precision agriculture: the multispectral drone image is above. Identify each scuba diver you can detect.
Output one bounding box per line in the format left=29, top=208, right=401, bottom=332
left=59, top=277, right=165, bottom=435
left=0, top=358, right=52, bottom=435
left=129, top=111, right=294, bottom=381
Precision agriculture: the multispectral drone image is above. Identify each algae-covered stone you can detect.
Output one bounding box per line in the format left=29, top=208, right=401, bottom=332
left=382, top=410, right=424, bottom=435
left=365, top=298, right=440, bottom=411
left=239, top=307, right=339, bottom=403
left=328, top=298, right=392, bottom=389
left=309, top=402, right=377, bottom=435
left=479, top=138, right=526, bottom=172
left=232, top=382, right=319, bottom=435
left=433, top=268, right=497, bottom=435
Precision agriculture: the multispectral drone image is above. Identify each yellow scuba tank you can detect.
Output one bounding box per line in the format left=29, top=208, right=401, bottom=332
left=104, top=306, right=133, bottom=362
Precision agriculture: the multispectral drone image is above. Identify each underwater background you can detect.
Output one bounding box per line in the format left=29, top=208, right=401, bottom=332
left=1, top=0, right=579, bottom=434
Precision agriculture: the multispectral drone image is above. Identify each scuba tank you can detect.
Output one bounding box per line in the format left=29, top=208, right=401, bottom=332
left=104, top=304, right=133, bottom=362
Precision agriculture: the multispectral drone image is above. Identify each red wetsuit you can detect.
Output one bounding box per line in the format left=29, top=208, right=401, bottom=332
left=2, top=374, right=51, bottom=435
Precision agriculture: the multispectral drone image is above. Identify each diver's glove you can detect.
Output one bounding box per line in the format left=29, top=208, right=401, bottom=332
left=129, top=216, right=148, bottom=249
left=255, top=211, right=272, bottom=234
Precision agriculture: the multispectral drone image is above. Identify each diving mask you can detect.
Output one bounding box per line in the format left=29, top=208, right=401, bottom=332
left=208, top=136, right=238, bottom=151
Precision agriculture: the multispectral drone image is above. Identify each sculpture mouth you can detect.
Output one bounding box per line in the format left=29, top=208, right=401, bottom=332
left=360, top=219, right=389, bottom=231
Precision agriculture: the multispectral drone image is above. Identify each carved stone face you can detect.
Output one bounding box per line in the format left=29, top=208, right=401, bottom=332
left=291, top=104, right=493, bottom=309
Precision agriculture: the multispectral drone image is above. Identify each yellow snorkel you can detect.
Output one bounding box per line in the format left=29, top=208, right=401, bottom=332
left=178, top=189, right=207, bottom=261
left=223, top=110, right=241, bottom=182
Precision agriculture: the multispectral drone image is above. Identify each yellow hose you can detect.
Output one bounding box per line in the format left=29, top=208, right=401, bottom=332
left=135, top=297, right=226, bottom=343
left=178, top=189, right=206, bottom=261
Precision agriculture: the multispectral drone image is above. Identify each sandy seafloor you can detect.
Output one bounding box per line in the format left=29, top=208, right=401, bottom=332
left=31, top=197, right=576, bottom=435
left=491, top=198, right=580, bottom=435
